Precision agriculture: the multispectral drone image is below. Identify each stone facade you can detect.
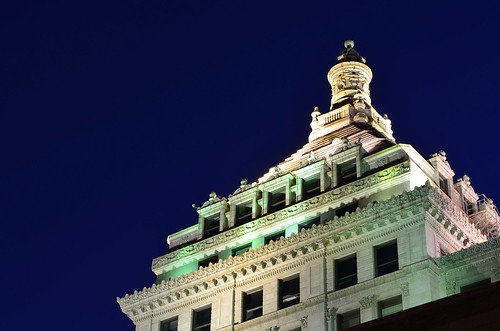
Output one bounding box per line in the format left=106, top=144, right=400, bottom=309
left=117, top=41, right=500, bottom=331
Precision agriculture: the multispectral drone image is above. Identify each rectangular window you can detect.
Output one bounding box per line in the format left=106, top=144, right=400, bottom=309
left=198, top=255, right=219, bottom=269
left=279, top=275, right=300, bottom=309
left=337, top=309, right=360, bottom=330
left=232, top=243, right=252, bottom=256
left=439, top=176, right=449, bottom=196
left=161, top=317, right=178, bottom=331
left=378, top=296, right=402, bottom=317
left=460, top=278, right=491, bottom=292
left=303, top=176, right=321, bottom=199
left=242, top=289, right=263, bottom=321
left=299, top=217, right=321, bottom=231
left=338, top=160, right=357, bottom=183
left=335, top=254, right=357, bottom=290
left=236, top=203, right=253, bottom=225
left=269, top=190, right=286, bottom=213
left=204, top=215, right=219, bottom=237
left=265, top=231, right=285, bottom=245
left=335, top=202, right=358, bottom=217
left=192, top=306, right=211, bottom=331
left=375, top=241, right=398, bottom=277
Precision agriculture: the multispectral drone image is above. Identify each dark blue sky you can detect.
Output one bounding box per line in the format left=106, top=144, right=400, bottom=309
left=1, top=1, right=499, bottom=330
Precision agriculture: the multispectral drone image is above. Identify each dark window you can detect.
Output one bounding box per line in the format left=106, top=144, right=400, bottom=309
left=265, top=231, right=285, bottom=245
left=198, top=255, right=218, bottom=269
left=439, top=177, right=449, bottom=196
left=279, top=275, right=300, bottom=309
left=378, top=296, right=402, bottom=317
left=338, top=160, right=357, bottom=183
left=192, top=306, right=211, bottom=331
left=335, top=202, right=358, bottom=217
left=232, top=243, right=252, bottom=256
left=299, top=217, right=321, bottom=231
left=204, top=215, right=219, bottom=237
left=303, top=176, right=321, bottom=198
left=335, top=254, right=357, bottom=290
left=269, top=190, right=286, bottom=213
left=161, top=317, right=178, bottom=331
left=236, top=203, right=253, bottom=225
left=242, top=289, right=263, bottom=321
left=337, top=309, right=360, bottom=330
left=375, top=241, right=398, bottom=277
left=460, top=278, right=491, bottom=292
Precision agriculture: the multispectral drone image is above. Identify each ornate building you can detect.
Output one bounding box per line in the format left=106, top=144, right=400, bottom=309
left=117, top=41, right=500, bottom=331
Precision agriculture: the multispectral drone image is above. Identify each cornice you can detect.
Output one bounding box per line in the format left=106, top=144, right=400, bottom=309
left=434, top=236, right=500, bottom=267
left=118, top=181, right=432, bottom=321
left=151, top=161, right=411, bottom=273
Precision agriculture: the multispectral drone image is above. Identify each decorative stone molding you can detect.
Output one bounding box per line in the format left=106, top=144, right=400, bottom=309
left=445, top=280, right=457, bottom=295
left=434, top=237, right=500, bottom=267
left=325, top=307, right=338, bottom=320
left=151, top=161, right=411, bottom=272
left=265, top=326, right=280, bottom=331
left=400, top=282, right=409, bottom=296
left=300, top=316, right=308, bottom=328
left=119, top=182, right=431, bottom=314
left=359, top=295, right=377, bottom=309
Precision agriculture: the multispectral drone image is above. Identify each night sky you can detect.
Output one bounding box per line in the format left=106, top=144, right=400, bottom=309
left=1, top=1, right=499, bottom=330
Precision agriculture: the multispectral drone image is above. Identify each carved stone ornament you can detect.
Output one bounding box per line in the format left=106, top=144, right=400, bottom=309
left=265, top=326, right=280, bottom=331
left=300, top=316, right=308, bottom=328
left=326, top=307, right=338, bottom=320
left=445, top=280, right=457, bottom=294
left=359, top=294, right=377, bottom=309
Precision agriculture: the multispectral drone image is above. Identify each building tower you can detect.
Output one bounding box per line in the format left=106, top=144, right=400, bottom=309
left=118, top=41, right=500, bottom=331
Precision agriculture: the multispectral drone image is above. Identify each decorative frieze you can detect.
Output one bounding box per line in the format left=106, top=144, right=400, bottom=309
left=359, top=294, right=377, bottom=309
left=152, top=162, right=411, bottom=272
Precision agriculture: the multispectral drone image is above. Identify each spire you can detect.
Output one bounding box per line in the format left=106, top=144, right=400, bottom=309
left=337, top=40, right=366, bottom=64
left=327, top=40, right=372, bottom=108
left=308, top=41, right=394, bottom=143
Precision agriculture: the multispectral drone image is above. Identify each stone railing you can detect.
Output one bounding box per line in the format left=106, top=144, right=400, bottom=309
left=318, top=107, right=349, bottom=127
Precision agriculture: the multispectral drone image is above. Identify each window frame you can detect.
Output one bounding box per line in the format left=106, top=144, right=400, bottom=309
left=160, top=316, right=178, bottom=331
left=337, top=309, right=360, bottom=330
left=378, top=295, right=402, bottom=318
left=374, top=240, right=399, bottom=277
left=278, top=274, right=300, bottom=309
left=242, top=288, right=263, bottom=322
left=335, top=254, right=357, bottom=290
left=192, top=306, right=211, bottom=331
left=265, top=231, right=285, bottom=245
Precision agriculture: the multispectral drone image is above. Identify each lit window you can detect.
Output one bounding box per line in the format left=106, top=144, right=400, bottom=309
left=378, top=296, right=402, bottom=317
left=242, top=289, right=263, bottom=321
left=265, top=231, right=285, bottom=245
left=299, top=217, right=321, bottom=231
left=161, top=317, right=178, bottom=331
left=279, top=275, right=300, bottom=309
left=375, top=241, right=398, bottom=277
left=192, top=306, right=211, bottom=331
left=335, top=254, right=357, bottom=290
left=232, top=243, right=251, bottom=256
left=198, top=255, right=218, bottom=269
left=337, top=309, right=360, bottom=330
